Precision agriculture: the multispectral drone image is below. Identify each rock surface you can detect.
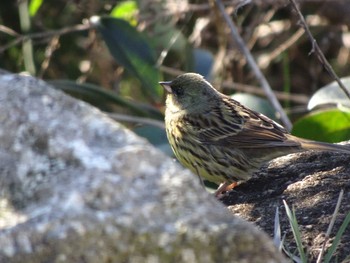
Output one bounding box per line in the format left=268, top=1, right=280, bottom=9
left=222, top=149, right=350, bottom=262
left=0, top=73, right=286, bottom=263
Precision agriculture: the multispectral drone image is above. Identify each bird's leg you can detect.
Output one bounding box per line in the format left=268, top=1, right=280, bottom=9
left=193, top=163, right=237, bottom=195
left=214, top=182, right=238, bottom=197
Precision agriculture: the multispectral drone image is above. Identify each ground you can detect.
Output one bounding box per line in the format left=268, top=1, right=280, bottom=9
left=220, top=149, right=350, bottom=262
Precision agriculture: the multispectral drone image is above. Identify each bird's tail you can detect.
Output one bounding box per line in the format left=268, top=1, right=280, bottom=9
left=289, top=135, right=350, bottom=154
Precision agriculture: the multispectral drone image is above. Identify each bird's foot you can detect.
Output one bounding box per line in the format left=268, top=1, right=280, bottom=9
left=214, top=181, right=238, bottom=198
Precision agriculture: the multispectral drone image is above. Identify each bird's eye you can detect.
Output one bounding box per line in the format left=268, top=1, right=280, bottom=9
left=173, top=86, right=184, bottom=97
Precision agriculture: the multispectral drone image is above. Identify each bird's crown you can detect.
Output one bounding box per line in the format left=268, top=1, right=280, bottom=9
left=160, top=73, right=219, bottom=112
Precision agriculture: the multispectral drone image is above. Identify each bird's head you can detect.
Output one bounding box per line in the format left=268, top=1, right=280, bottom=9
left=160, top=73, right=219, bottom=113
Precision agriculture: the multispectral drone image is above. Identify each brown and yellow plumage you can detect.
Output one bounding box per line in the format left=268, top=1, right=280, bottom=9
left=160, top=73, right=350, bottom=194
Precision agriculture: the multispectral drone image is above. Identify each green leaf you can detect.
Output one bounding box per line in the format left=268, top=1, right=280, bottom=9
left=110, top=1, right=137, bottom=26
left=48, top=80, right=163, bottom=119
left=29, top=0, right=43, bottom=16
left=292, top=108, right=350, bottom=143
left=92, top=16, right=162, bottom=102
left=308, top=76, right=350, bottom=110
left=231, top=93, right=278, bottom=121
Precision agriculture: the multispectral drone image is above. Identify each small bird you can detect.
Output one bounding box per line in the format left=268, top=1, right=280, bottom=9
left=160, top=73, right=350, bottom=195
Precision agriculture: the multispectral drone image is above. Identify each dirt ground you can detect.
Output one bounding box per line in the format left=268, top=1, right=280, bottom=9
left=220, top=149, right=350, bottom=262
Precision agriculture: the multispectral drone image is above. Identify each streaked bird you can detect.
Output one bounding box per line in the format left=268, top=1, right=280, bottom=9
left=160, top=73, right=350, bottom=195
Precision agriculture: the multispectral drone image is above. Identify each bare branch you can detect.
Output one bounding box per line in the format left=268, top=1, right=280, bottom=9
left=289, top=0, right=350, bottom=100
left=258, top=28, right=305, bottom=69
left=108, top=113, right=165, bottom=129
left=0, top=23, right=91, bottom=54
left=222, top=81, right=309, bottom=104
left=0, top=25, right=20, bottom=37
left=215, top=0, right=293, bottom=131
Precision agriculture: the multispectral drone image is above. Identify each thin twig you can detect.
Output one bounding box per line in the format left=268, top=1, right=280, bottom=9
left=156, top=29, right=183, bottom=67
left=215, top=0, right=292, bottom=131
left=108, top=113, right=165, bottom=129
left=316, top=189, right=344, bottom=263
left=160, top=65, right=309, bottom=104
left=38, top=36, right=60, bottom=78
left=155, top=0, right=249, bottom=16
left=288, top=0, right=350, bottom=100
left=154, top=0, right=344, bottom=17
left=159, top=65, right=185, bottom=77
left=222, top=81, right=309, bottom=104
left=258, top=27, right=305, bottom=69
left=0, top=23, right=91, bottom=53
left=207, top=0, right=229, bottom=78
left=0, top=25, right=20, bottom=37
left=247, top=9, right=277, bottom=50
left=156, top=8, right=194, bottom=68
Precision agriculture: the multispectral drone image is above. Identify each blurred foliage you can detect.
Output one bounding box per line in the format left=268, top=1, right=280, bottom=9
left=292, top=108, right=350, bottom=143
left=1, top=0, right=350, bottom=150
left=29, top=0, right=43, bottom=17
left=93, top=16, right=162, bottom=102
left=110, top=1, right=137, bottom=25
left=308, top=76, right=350, bottom=110
left=49, top=79, right=163, bottom=119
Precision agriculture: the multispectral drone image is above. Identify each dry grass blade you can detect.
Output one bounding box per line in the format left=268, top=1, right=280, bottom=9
left=324, top=205, right=350, bottom=262
left=273, top=206, right=282, bottom=250
left=316, top=189, right=343, bottom=263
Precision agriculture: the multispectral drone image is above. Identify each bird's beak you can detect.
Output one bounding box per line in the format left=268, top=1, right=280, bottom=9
left=159, top=81, right=172, bottom=93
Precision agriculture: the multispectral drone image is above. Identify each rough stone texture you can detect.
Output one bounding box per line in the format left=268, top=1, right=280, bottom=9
left=0, top=73, right=287, bottom=263
left=222, top=149, right=350, bottom=262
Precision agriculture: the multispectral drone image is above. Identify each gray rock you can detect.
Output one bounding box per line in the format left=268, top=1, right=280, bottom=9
left=0, top=73, right=287, bottom=263
left=224, top=148, right=350, bottom=261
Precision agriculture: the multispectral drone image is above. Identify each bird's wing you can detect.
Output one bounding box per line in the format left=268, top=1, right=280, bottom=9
left=196, top=97, right=300, bottom=149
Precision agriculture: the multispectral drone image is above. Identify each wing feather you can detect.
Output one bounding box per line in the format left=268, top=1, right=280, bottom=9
left=196, top=96, right=301, bottom=149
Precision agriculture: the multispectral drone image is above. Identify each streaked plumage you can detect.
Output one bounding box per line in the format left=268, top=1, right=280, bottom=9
left=160, top=73, right=350, bottom=193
